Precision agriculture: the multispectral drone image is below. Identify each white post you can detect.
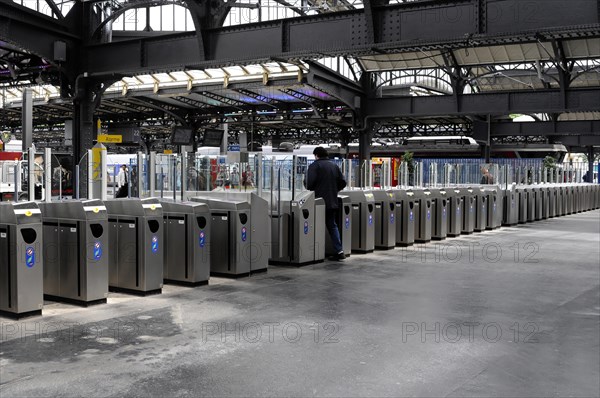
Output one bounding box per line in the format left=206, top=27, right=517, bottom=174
left=28, top=146, right=35, bottom=201
left=101, top=148, right=107, bottom=201
left=44, top=148, right=51, bottom=202
left=181, top=150, right=187, bottom=200
left=257, top=153, right=263, bottom=196
left=87, top=149, right=93, bottom=199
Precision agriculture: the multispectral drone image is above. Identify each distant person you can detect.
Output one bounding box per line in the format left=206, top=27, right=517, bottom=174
left=242, top=165, right=255, bottom=188
left=305, top=147, right=347, bottom=261
left=480, top=166, right=494, bottom=185
left=116, top=165, right=129, bottom=198
left=230, top=166, right=240, bottom=189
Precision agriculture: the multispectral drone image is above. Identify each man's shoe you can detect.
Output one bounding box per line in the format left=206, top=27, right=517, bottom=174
left=328, top=252, right=346, bottom=261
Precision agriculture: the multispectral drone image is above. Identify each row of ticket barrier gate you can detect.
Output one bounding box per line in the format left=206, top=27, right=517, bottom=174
left=2, top=183, right=599, bottom=318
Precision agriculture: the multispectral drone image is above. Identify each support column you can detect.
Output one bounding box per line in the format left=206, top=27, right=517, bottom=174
left=588, top=146, right=595, bottom=183
left=21, top=88, right=33, bottom=151
left=485, top=115, right=491, bottom=163
left=358, top=124, right=373, bottom=188
left=73, top=80, right=97, bottom=199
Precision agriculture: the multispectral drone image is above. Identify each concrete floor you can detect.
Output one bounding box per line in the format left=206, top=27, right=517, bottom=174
left=1, top=211, right=599, bottom=397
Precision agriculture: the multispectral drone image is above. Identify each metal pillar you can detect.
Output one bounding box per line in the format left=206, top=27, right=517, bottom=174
left=484, top=115, right=492, bottom=163
left=358, top=127, right=372, bottom=188
left=21, top=89, right=33, bottom=152
left=73, top=82, right=97, bottom=199
left=588, top=147, right=595, bottom=183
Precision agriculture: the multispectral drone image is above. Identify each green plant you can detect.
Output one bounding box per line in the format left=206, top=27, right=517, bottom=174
left=403, top=151, right=415, bottom=173
left=543, top=156, right=557, bottom=170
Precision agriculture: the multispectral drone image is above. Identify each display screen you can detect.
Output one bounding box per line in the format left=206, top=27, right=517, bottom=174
left=202, top=129, right=224, bottom=147
left=170, top=127, right=194, bottom=145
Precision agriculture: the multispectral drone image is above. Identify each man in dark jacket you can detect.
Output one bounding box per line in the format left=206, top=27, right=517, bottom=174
left=305, top=147, right=347, bottom=261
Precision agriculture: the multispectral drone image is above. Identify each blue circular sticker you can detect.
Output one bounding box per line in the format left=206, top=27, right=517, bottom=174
left=25, top=246, right=35, bottom=268
left=470, top=205, right=474, bottom=213
left=442, top=208, right=447, bottom=219
left=345, top=217, right=350, bottom=229
left=427, top=210, right=431, bottom=220
left=457, top=206, right=461, bottom=214
left=241, top=227, right=247, bottom=242
left=151, top=236, right=159, bottom=253
left=390, top=212, right=395, bottom=224
left=304, top=221, right=309, bottom=235
left=199, top=231, right=205, bottom=248
left=409, top=211, right=414, bottom=222
left=368, top=214, right=373, bottom=226
left=93, top=242, right=102, bottom=261
left=493, top=203, right=497, bottom=213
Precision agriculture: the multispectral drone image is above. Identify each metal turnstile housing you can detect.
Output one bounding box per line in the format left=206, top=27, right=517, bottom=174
left=192, top=197, right=255, bottom=276
left=0, top=202, right=44, bottom=318
left=485, top=188, right=501, bottom=230
left=325, top=196, right=352, bottom=256
left=473, top=187, right=488, bottom=232
left=105, top=198, right=164, bottom=295
left=517, top=187, right=529, bottom=223
left=314, top=198, right=326, bottom=262
left=503, top=187, right=519, bottom=226
left=431, top=188, right=448, bottom=240
left=447, top=189, right=463, bottom=237
left=39, top=200, right=109, bottom=305
left=340, top=190, right=375, bottom=253
left=391, top=190, right=417, bottom=247
left=160, top=200, right=210, bottom=286
left=414, top=189, right=433, bottom=243
left=372, top=190, right=396, bottom=249
left=459, top=188, right=476, bottom=234
left=193, top=192, right=269, bottom=273
left=268, top=191, right=319, bottom=266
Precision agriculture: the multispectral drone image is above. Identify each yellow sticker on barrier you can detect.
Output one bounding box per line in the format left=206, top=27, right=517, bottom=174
left=25, top=210, right=32, bottom=217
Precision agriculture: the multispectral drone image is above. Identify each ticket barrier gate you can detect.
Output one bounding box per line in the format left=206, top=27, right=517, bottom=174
left=555, top=186, right=564, bottom=216
left=414, top=189, right=433, bottom=243
left=517, top=187, right=529, bottom=223
left=194, top=192, right=270, bottom=272
left=39, top=200, right=108, bottom=306
left=0, top=202, right=44, bottom=318
left=431, top=188, right=448, bottom=240
left=105, top=198, right=164, bottom=295
left=391, top=190, right=417, bottom=247
left=576, top=185, right=584, bottom=213
left=539, top=187, right=550, bottom=220
left=548, top=186, right=557, bottom=218
left=532, top=186, right=544, bottom=221
left=314, top=198, right=326, bottom=263
left=503, top=187, right=518, bottom=226
left=565, top=186, right=574, bottom=215
left=160, top=200, right=210, bottom=286
left=485, top=188, right=501, bottom=230
left=473, top=187, right=488, bottom=232
left=459, top=188, right=476, bottom=234
left=447, top=189, right=463, bottom=237
left=191, top=197, right=256, bottom=276
left=341, top=190, right=375, bottom=253
left=372, top=190, right=396, bottom=250
left=268, top=191, right=319, bottom=266
left=325, top=196, right=352, bottom=257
